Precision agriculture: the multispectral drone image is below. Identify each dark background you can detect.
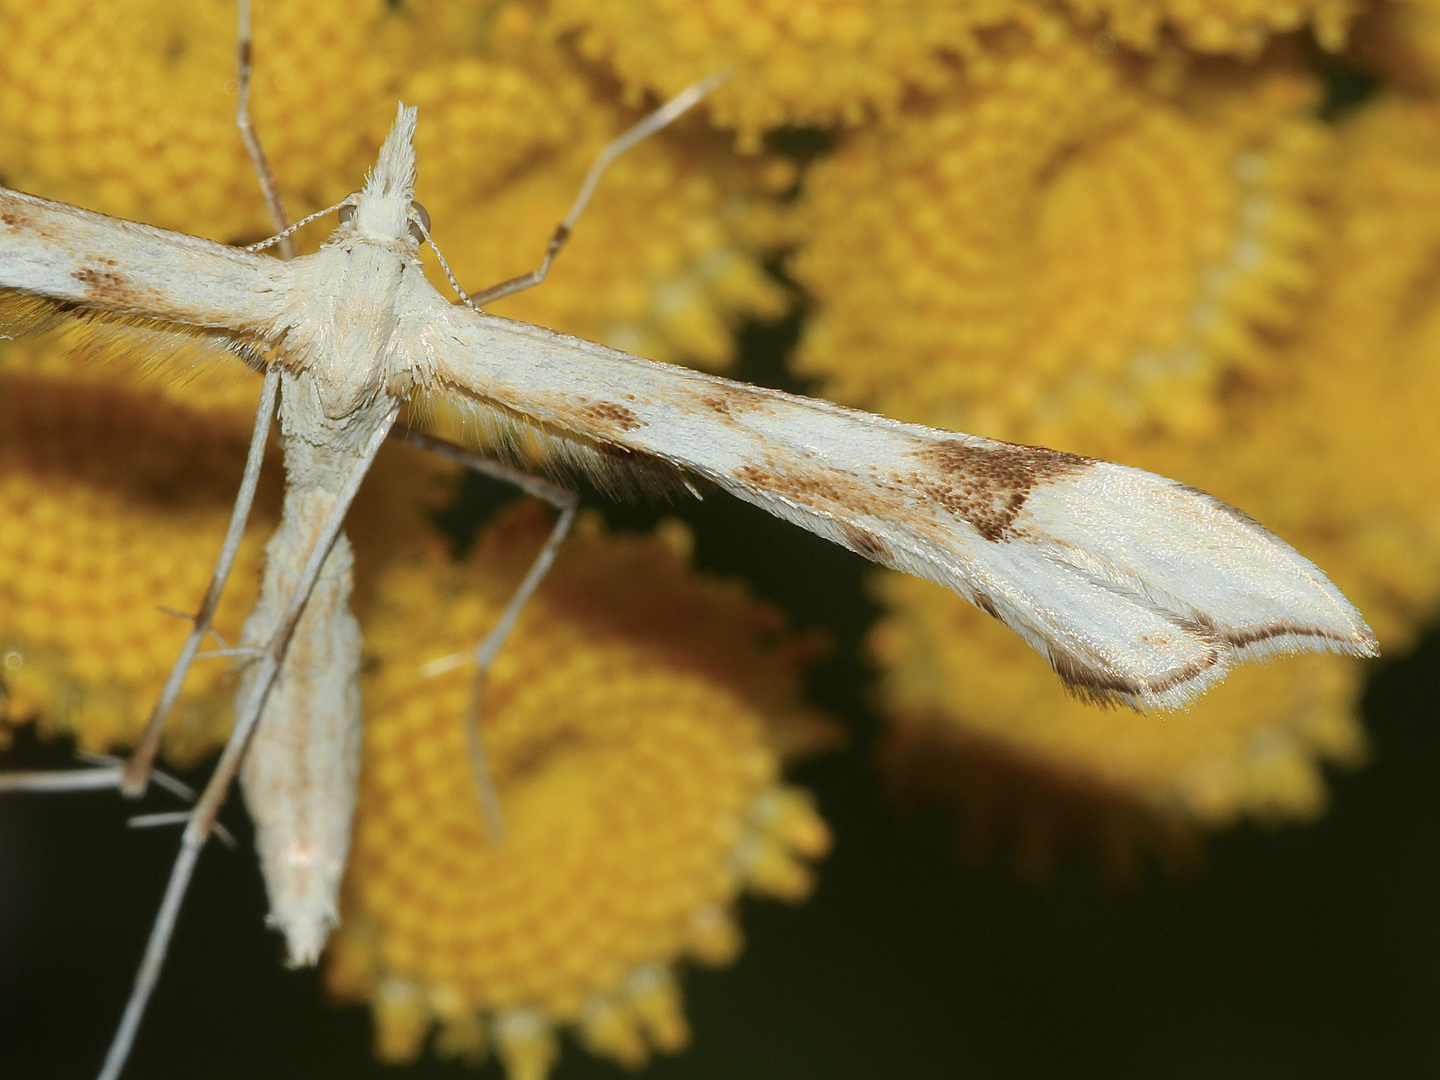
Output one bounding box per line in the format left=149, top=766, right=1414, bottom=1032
left=1, top=316, right=1438, bottom=1079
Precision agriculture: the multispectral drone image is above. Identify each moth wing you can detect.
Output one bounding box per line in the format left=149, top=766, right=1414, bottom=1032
left=405, top=298, right=1377, bottom=710
left=1, top=187, right=284, bottom=380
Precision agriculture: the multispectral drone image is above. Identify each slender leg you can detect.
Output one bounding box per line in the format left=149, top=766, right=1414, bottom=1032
left=392, top=428, right=577, bottom=844
left=120, top=0, right=300, bottom=796
left=95, top=406, right=398, bottom=1080
left=119, top=368, right=279, bottom=795
left=235, top=0, right=294, bottom=254
left=391, top=78, right=729, bottom=832
left=116, top=0, right=301, bottom=796
left=424, top=71, right=730, bottom=310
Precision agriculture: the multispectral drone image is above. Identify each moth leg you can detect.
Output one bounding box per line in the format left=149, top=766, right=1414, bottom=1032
left=0, top=368, right=278, bottom=798
left=0, top=752, right=196, bottom=799
left=116, top=0, right=299, bottom=797
left=459, top=71, right=729, bottom=308
left=234, top=0, right=295, bottom=254
left=95, top=406, right=398, bottom=1080
left=116, top=367, right=279, bottom=797
left=394, top=428, right=579, bottom=845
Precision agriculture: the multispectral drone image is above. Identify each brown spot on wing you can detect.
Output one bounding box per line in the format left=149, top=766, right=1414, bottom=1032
left=970, top=589, right=1000, bottom=620
left=731, top=459, right=899, bottom=521
left=72, top=265, right=152, bottom=310
left=698, top=388, right=775, bottom=422
left=838, top=522, right=893, bottom=566
left=0, top=194, right=34, bottom=230
left=700, top=393, right=733, bottom=417
left=910, top=439, right=1091, bottom=542
left=572, top=400, right=643, bottom=435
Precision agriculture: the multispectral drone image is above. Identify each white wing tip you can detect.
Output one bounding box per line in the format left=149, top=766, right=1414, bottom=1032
left=888, top=443, right=1381, bottom=713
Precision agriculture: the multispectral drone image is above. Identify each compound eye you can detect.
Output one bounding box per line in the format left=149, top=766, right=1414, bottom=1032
left=338, top=200, right=358, bottom=225
left=408, top=199, right=431, bottom=243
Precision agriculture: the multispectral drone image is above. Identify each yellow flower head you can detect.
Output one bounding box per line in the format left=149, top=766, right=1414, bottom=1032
left=0, top=335, right=457, bottom=761
left=1063, top=0, right=1358, bottom=55
left=0, top=0, right=787, bottom=372
left=327, top=503, right=831, bottom=1077
left=0, top=0, right=398, bottom=241
left=860, top=89, right=1440, bottom=855
left=791, top=41, right=1333, bottom=455
left=0, top=368, right=267, bottom=761
left=875, top=575, right=1367, bottom=861
left=548, top=0, right=1035, bottom=144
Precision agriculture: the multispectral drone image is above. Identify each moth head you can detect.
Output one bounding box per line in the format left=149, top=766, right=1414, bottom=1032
left=339, top=196, right=429, bottom=246
left=350, top=103, right=423, bottom=248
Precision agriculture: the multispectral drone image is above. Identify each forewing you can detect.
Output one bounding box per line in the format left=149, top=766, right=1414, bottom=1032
left=407, top=298, right=1378, bottom=710
left=0, top=187, right=281, bottom=348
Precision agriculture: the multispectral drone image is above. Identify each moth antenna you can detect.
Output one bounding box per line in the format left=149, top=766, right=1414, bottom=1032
left=244, top=196, right=355, bottom=254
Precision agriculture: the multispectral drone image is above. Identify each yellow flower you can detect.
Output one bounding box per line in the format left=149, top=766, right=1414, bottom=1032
left=0, top=344, right=456, bottom=761
left=0, top=0, right=787, bottom=373
left=1064, top=0, right=1358, bottom=55
left=548, top=0, right=1035, bottom=145
left=0, top=367, right=267, bottom=761
left=327, top=504, right=831, bottom=1077
left=850, top=86, right=1440, bottom=855
left=875, top=577, right=1366, bottom=851
left=791, top=39, right=1333, bottom=454
left=0, top=0, right=396, bottom=242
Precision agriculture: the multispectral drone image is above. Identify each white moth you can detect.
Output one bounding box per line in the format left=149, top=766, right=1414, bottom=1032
left=0, top=92, right=1376, bottom=1079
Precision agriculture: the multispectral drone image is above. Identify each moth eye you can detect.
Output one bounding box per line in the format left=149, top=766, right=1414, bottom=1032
left=408, top=199, right=431, bottom=243
left=338, top=201, right=357, bottom=225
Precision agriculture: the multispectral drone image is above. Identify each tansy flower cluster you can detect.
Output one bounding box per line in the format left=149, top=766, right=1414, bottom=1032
left=0, top=359, right=269, bottom=761
left=328, top=505, right=831, bottom=1076
left=2, top=0, right=1440, bottom=1075
left=781, top=14, right=1440, bottom=855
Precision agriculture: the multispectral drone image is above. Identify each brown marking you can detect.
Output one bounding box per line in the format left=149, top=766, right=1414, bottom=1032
left=572, top=399, right=643, bottom=434
left=970, top=589, right=1000, bottom=620
left=698, top=388, right=776, bottom=423
left=0, top=192, right=32, bottom=229
left=730, top=454, right=903, bottom=533
left=1047, top=635, right=1219, bottom=709
left=1223, top=620, right=1377, bottom=655
left=838, top=522, right=893, bottom=566
left=733, top=462, right=853, bottom=507
left=1181, top=609, right=1374, bottom=655
left=71, top=265, right=149, bottom=309
left=910, top=439, right=1091, bottom=542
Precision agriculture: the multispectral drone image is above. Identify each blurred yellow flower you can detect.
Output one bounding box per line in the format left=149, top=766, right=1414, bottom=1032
left=548, top=0, right=1029, bottom=143
left=797, top=48, right=1440, bottom=854
left=0, top=366, right=268, bottom=761
left=791, top=37, right=1333, bottom=453
left=327, top=504, right=831, bottom=1077
left=1066, top=0, right=1358, bottom=54
left=0, top=0, right=787, bottom=372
